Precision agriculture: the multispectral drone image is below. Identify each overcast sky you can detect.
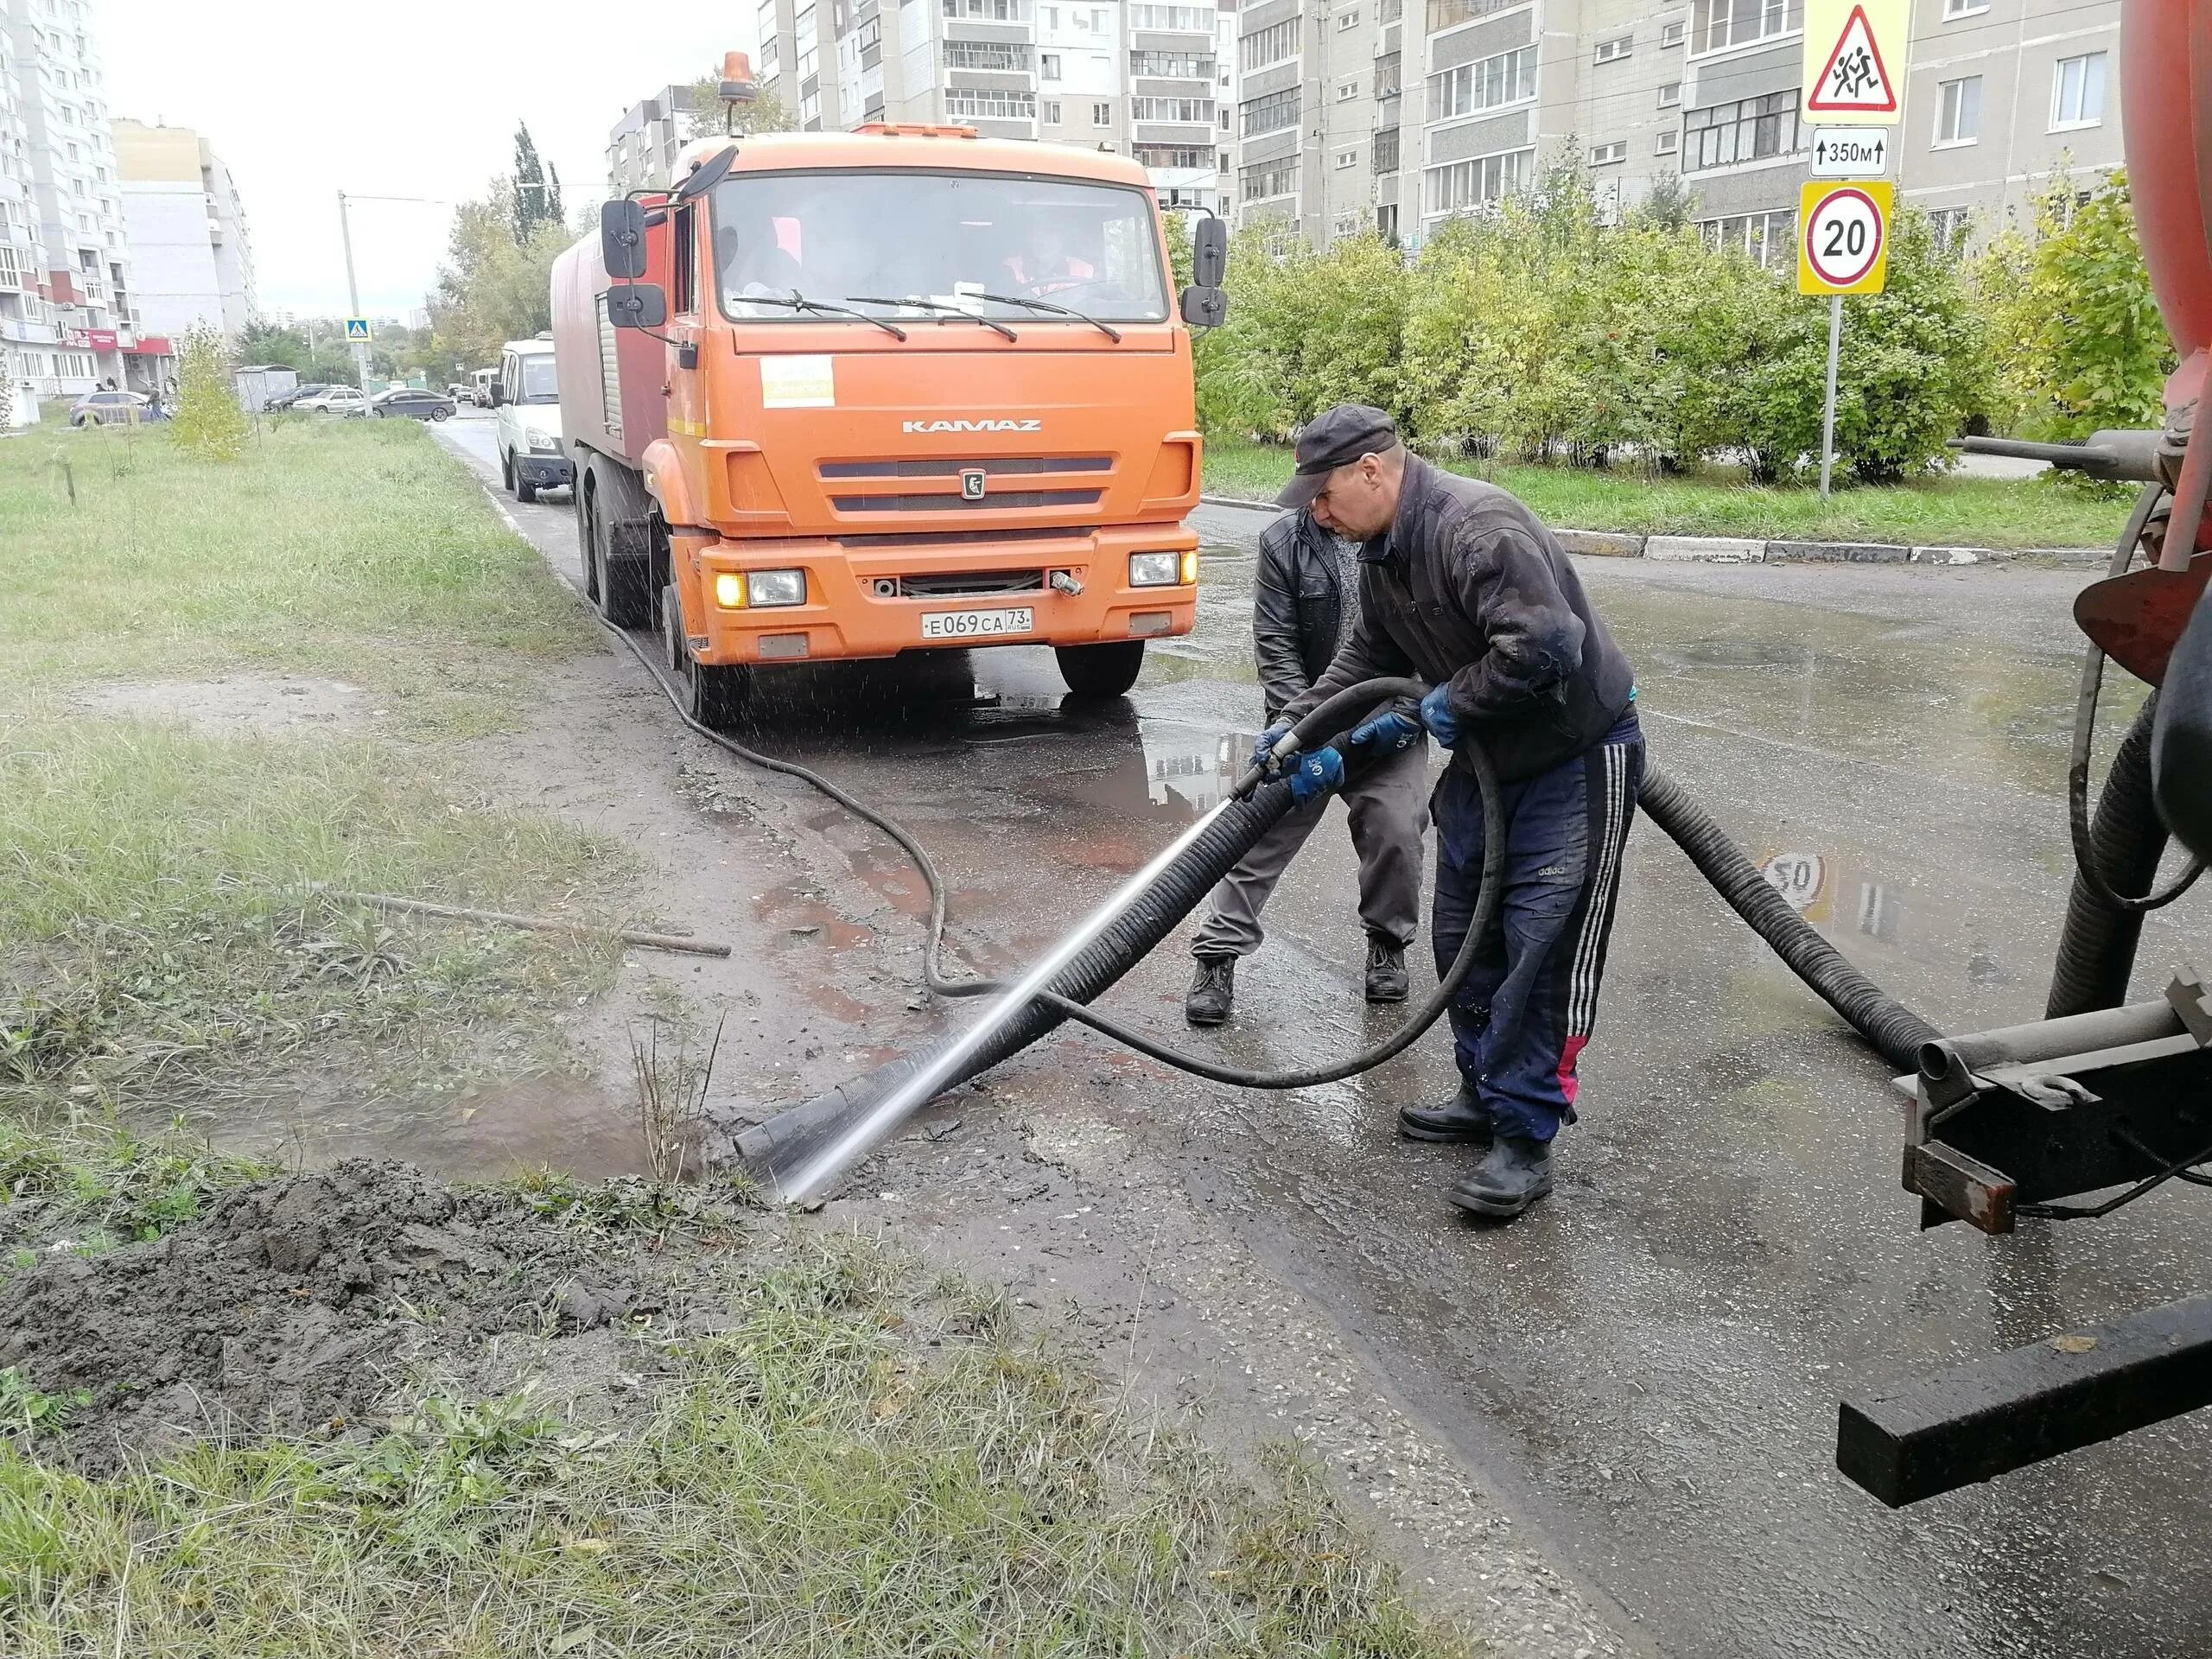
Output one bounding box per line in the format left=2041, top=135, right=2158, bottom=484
left=94, top=3, right=761, bottom=320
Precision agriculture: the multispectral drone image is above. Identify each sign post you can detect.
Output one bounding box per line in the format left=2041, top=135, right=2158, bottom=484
left=1819, top=295, right=1843, bottom=499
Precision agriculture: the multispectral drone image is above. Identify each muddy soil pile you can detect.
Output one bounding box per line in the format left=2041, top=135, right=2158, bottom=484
left=0, top=1160, right=671, bottom=1472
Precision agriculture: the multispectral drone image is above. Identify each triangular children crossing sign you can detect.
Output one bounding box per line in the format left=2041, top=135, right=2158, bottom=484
left=1805, top=1, right=1901, bottom=121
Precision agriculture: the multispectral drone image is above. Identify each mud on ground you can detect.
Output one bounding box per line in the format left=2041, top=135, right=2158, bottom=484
left=0, top=1159, right=753, bottom=1474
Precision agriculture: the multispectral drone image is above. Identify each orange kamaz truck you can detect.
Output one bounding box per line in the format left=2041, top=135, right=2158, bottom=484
left=550, top=84, right=1227, bottom=725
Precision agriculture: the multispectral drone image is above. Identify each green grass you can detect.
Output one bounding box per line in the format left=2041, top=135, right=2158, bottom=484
left=0, top=420, right=630, bottom=1120
left=0, top=1233, right=1477, bottom=1658
left=0, top=1117, right=271, bottom=1255
left=1202, top=439, right=2130, bottom=550
left=0, top=417, right=592, bottom=726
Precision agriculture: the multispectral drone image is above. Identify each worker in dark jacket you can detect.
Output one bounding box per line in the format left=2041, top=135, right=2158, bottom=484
left=1185, top=505, right=1427, bottom=1024
left=1270, top=404, right=1642, bottom=1221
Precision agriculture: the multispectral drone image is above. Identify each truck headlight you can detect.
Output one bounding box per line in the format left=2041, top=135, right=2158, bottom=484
left=746, top=569, right=806, bottom=607
left=1129, top=551, right=1180, bottom=588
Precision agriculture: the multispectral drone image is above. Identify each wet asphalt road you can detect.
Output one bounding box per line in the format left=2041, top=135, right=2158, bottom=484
left=439, top=415, right=2210, bottom=1658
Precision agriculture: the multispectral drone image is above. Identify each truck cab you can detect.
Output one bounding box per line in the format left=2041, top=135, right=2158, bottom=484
left=493, top=337, right=571, bottom=502
left=552, top=118, right=1224, bottom=722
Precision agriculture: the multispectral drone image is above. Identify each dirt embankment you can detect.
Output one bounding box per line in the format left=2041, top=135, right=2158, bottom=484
left=0, top=1160, right=730, bottom=1473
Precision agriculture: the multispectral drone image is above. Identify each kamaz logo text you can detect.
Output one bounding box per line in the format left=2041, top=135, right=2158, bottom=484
left=900, top=417, right=1042, bottom=433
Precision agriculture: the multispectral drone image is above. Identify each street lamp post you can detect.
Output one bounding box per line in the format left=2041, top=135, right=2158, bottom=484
left=334, top=190, right=447, bottom=390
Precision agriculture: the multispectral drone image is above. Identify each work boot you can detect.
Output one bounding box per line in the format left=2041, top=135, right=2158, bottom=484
left=1364, top=935, right=1409, bottom=1002
left=1448, top=1135, right=1554, bottom=1220
left=1185, top=956, right=1236, bottom=1026
left=1397, top=1080, right=1492, bottom=1144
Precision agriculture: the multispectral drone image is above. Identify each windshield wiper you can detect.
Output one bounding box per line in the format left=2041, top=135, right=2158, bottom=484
left=734, top=290, right=908, bottom=340
left=845, top=296, right=1018, bottom=343
left=969, top=290, right=1122, bottom=342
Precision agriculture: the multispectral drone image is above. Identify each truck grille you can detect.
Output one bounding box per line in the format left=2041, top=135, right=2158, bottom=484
left=819, top=455, right=1111, bottom=480
left=830, top=489, right=1103, bottom=513
left=887, top=569, right=1045, bottom=598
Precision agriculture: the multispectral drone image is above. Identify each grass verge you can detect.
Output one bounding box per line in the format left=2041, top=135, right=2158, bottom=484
left=0, top=1221, right=1475, bottom=1657
left=1202, top=439, right=2129, bottom=550
left=0, top=419, right=627, bottom=1119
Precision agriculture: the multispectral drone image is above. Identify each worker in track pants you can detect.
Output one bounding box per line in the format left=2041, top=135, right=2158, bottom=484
left=1268, top=404, right=1642, bottom=1221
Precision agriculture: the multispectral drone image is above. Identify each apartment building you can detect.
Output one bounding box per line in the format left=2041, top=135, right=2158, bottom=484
left=0, top=0, right=137, bottom=398
left=753, top=0, right=1235, bottom=222
left=1236, top=0, right=2124, bottom=262
left=111, top=119, right=254, bottom=340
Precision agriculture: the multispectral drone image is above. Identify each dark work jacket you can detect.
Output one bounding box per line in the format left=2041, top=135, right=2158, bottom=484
left=1252, top=509, right=1351, bottom=722
left=1280, top=455, right=1637, bottom=783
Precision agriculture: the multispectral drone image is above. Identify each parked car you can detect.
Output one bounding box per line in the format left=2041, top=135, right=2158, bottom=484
left=494, top=338, right=569, bottom=501
left=68, top=389, right=149, bottom=427
left=372, top=387, right=455, bottom=422
left=295, top=386, right=367, bottom=415
left=267, top=382, right=327, bottom=411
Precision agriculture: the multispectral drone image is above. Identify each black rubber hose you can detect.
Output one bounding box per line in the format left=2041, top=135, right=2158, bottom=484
left=1637, top=766, right=1940, bottom=1072
left=2048, top=694, right=2171, bottom=1017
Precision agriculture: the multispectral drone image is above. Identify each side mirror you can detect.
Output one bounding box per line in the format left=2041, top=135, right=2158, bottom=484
left=608, top=283, right=668, bottom=329
left=601, top=199, right=648, bottom=281
left=1192, top=216, right=1228, bottom=289
left=1179, top=284, right=1227, bottom=328
left=676, top=145, right=740, bottom=202
left=489, top=382, right=507, bottom=406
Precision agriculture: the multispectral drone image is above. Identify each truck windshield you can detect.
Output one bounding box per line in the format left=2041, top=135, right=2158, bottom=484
left=516, top=356, right=558, bottom=404
left=713, top=170, right=1168, bottom=326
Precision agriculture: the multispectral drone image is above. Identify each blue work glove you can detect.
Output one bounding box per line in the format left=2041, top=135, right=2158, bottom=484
left=1418, top=683, right=1461, bottom=750
left=1286, top=746, right=1345, bottom=804
left=1346, top=710, right=1423, bottom=754
left=1252, top=718, right=1294, bottom=774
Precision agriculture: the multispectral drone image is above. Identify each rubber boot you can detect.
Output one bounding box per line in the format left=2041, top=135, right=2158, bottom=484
left=1397, top=1080, right=1492, bottom=1144
left=1185, top=956, right=1236, bottom=1026
left=1449, top=1135, right=1554, bottom=1219
left=1364, top=936, right=1409, bottom=1003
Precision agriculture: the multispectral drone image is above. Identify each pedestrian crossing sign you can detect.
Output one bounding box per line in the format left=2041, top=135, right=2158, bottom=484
left=1804, top=0, right=1904, bottom=124
left=344, top=317, right=372, bottom=341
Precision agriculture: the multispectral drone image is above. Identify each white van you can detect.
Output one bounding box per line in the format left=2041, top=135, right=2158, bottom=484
left=493, top=337, right=569, bottom=502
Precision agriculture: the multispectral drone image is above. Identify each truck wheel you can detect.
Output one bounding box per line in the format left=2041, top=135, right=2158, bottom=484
left=1056, top=640, right=1146, bottom=700
left=576, top=475, right=601, bottom=603
left=590, top=480, right=653, bottom=628
left=664, top=585, right=750, bottom=729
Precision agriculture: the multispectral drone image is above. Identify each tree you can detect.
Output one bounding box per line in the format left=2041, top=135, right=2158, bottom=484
left=679, top=72, right=798, bottom=141
left=170, top=324, right=247, bottom=460
left=427, top=181, right=569, bottom=373
left=238, top=319, right=358, bottom=385
left=512, top=123, right=562, bottom=241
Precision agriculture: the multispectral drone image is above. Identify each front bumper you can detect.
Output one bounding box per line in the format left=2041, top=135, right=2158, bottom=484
left=679, top=524, right=1199, bottom=665
left=516, top=453, right=573, bottom=488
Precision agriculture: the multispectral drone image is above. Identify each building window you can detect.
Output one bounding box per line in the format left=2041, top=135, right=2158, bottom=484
left=1591, top=139, right=1627, bottom=165
left=946, top=87, right=1038, bottom=119
left=1044, top=99, right=1062, bottom=122
left=1657, top=81, right=1681, bottom=108
left=947, top=40, right=1033, bottom=70
left=1333, top=212, right=1363, bottom=237
left=1421, top=146, right=1532, bottom=215
left=943, top=0, right=1033, bottom=16
left=1690, top=0, right=1802, bottom=56
left=1041, top=51, right=1062, bottom=76
left=1374, top=51, right=1401, bottom=98
left=1133, top=96, right=1213, bottom=122
left=1936, top=75, right=1980, bottom=144
left=1239, top=159, right=1298, bottom=201
left=1238, top=19, right=1296, bottom=72
left=1426, top=0, right=1520, bottom=33
left=1128, top=3, right=1211, bottom=29
left=1134, top=143, right=1214, bottom=168
left=1661, top=18, right=1685, bottom=46
left=1094, top=100, right=1113, bottom=125
left=1683, top=88, right=1801, bottom=169
left=1928, top=206, right=1970, bottom=257
left=1427, top=44, right=1536, bottom=123
left=1375, top=128, right=1401, bottom=173
left=1697, top=208, right=1796, bottom=270
left=1337, top=79, right=1358, bottom=102
left=1594, top=35, right=1631, bottom=64
left=1220, top=107, right=1231, bottom=128
left=1335, top=146, right=1358, bottom=169
left=1240, top=86, right=1301, bottom=137
left=1130, top=49, right=1214, bottom=76
left=0, top=245, right=20, bottom=290
left=2051, top=52, right=2107, bottom=130
left=1941, top=0, right=1987, bottom=16
left=1656, top=128, right=1680, bottom=155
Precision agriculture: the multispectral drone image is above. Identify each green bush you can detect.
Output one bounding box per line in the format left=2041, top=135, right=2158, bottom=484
left=168, top=325, right=247, bottom=461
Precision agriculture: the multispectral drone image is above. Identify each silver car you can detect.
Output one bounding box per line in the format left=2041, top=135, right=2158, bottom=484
left=68, top=389, right=148, bottom=427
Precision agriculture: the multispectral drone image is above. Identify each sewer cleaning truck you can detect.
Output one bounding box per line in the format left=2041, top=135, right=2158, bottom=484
left=550, top=59, right=1227, bottom=725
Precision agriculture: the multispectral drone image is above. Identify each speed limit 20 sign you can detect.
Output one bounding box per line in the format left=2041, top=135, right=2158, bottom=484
left=1797, top=180, right=1891, bottom=296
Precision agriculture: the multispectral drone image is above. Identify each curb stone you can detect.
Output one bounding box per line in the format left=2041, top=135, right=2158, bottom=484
left=1765, top=540, right=1908, bottom=563
left=1554, top=529, right=1644, bottom=558
left=1644, top=535, right=1763, bottom=563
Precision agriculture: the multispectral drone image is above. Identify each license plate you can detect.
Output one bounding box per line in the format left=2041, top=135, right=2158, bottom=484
left=919, top=607, right=1033, bottom=640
